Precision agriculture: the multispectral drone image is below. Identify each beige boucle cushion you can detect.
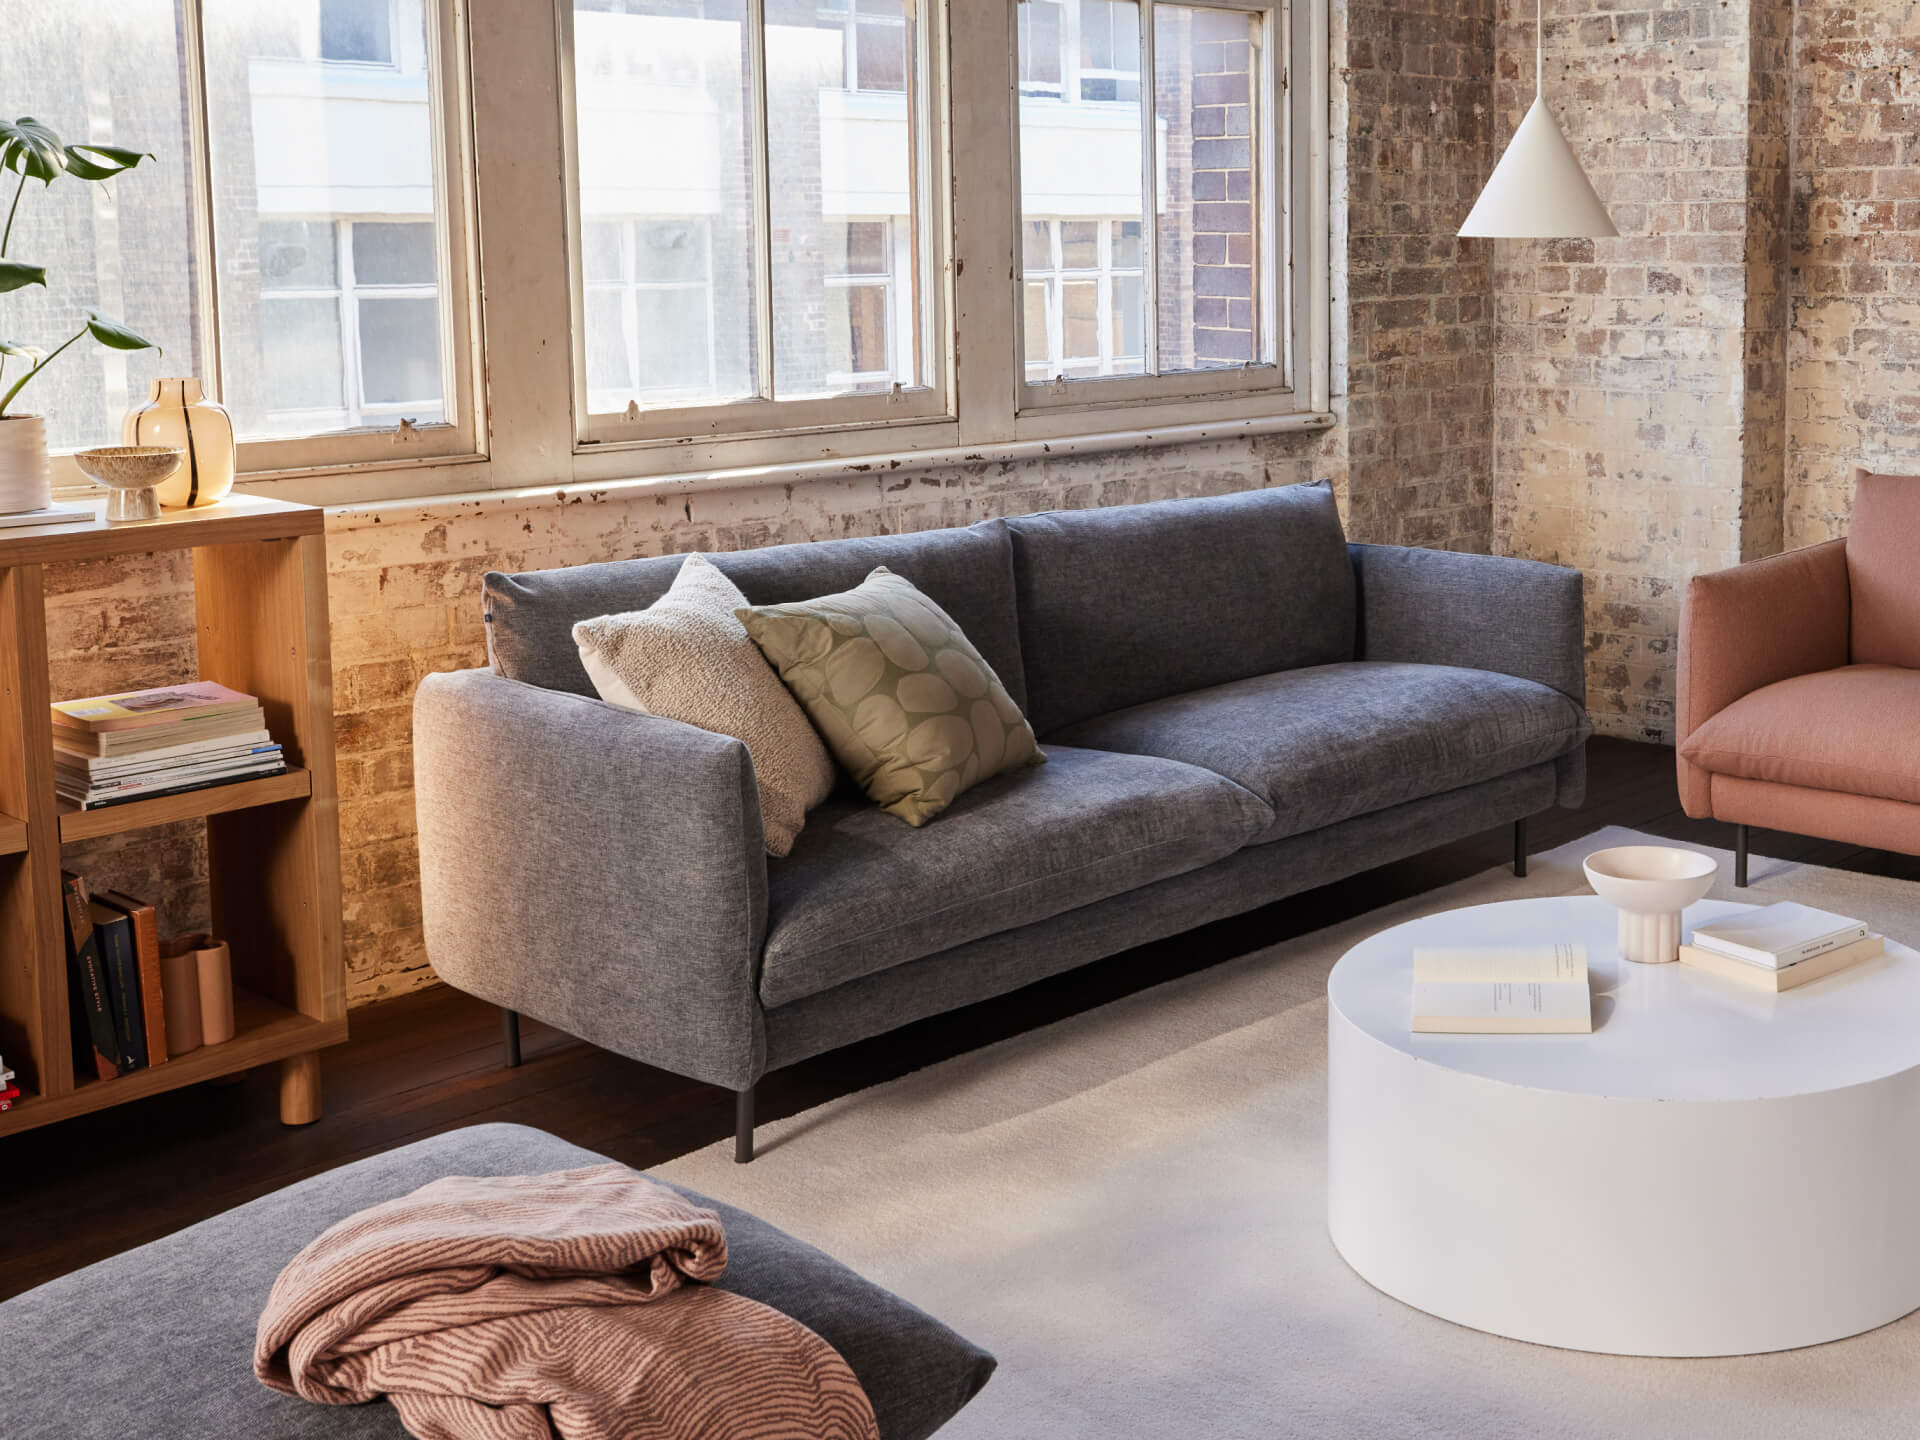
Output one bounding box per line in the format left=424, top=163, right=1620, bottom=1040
left=738, top=567, right=1042, bottom=827
left=572, top=554, right=836, bottom=856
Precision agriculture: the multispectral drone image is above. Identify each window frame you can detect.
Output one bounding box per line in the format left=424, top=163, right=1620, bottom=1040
left=1011, top=0, right=1299, bottom=415
left=45, top=0, right=483, bottom=499
left=556, top=0, right=955, bottom=451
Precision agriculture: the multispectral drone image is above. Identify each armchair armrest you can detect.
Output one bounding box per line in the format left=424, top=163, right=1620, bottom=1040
left=1676, top=539, right=1850, bottom=816
left=414, top=669, right=769, bottom=1090
left=1350, top=544, right=1587, bottom=706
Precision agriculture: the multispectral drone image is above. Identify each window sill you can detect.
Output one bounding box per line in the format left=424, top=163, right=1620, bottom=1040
left=321, top=406, right=1335, bottom=526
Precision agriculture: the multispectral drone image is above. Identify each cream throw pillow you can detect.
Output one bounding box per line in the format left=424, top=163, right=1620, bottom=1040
left=738, top=567, right=1042, bottom=827
left=572, top=554, right=836, bottom=857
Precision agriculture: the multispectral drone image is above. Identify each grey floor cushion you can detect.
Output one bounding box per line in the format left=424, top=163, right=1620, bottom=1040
left=0, top=1124, right=994, bottom=1440
left=1050, top=660, right=1588, bottom=845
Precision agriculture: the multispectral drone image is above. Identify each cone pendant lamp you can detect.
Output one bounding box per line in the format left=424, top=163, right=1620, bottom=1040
left=1459, top=0, right=1617, bottom=238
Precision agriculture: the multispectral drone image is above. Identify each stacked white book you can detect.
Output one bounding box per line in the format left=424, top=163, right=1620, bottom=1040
left=1679, top=902, right=1882, bottom=992
left=52, top=682, right=286, bottom=811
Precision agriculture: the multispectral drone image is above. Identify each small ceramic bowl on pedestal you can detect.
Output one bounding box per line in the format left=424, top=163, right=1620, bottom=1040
left=72, top=445, right=184, bottom=523
left=1583, top=845, right=1719, bottom=964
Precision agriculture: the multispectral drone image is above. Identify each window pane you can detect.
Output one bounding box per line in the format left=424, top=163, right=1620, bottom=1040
left=855, top=21, right=907, bottom=92
left=357, top=296, right=443, bottom=410
left=261, top=299, right=345, bottom=413
left=320, top=0, right=393, bottom=64
left=1022, top=221, right=1053, bottom=274
left=1060, top=221, right=1099, bottom=270
left=1018, top=0, right=1149, bottom=383
left=1079, top=0, right=1140, bottom=101
left=767, top=0, right=922, bottom=400
left=633, top=288, right=713, bottom=394
left=1023, top=282, right=1049, bottom=371
left=827, top=285, right=890, bottom=380
left=1155, top=5, right=1262, bottom=371
left=0, top=3, right=201, bottom=453
left=831, top=221, right=891, bottom=277
left=1019, top=0, right=1063, bottom=94
left=1062, top=282, right=1097, bottom=361
left=633, top=220, right=709, bottom=284
left=583, top=289, right=632, bottom=402
left=572, top=0, right=756, bottom=410
left=582, top=222, right=626, bottom=285
left=205, top=0, right=456, bottom=440
left=260, top=221, right=339, bottom=290
left=352, top=222, right=437, bottom=286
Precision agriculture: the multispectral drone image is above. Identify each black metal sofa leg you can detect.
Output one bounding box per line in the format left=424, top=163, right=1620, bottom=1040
left=1735, top=824, right=1749, bottom=888
left=1513, top=817, right=1528, bottom=878
left=501, top=1007, right=522, bottom=1069
left=735, top=1086, right=755, bottom=1164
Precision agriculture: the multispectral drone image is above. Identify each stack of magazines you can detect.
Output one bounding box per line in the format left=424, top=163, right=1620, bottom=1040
left=53, top=681, right=286, bottom=810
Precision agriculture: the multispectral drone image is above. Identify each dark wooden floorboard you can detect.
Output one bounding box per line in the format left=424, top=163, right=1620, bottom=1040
left=4, top=737, right=1912, bottom=1298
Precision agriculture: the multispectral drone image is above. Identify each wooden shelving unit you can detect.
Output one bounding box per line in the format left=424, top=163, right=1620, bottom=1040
left=0, top=495, right=345, bottom=1136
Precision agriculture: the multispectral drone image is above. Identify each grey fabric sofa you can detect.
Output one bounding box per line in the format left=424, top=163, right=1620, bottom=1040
left=0, top=1124, right=995, bottom=1440
left=416, top=483, right=1590, bottom=1159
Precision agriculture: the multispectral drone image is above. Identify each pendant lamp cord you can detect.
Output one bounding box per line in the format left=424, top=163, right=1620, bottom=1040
left=1536, top=0, right=1544, bottom=97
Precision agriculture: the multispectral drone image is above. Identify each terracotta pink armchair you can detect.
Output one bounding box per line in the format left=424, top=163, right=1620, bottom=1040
left=1677, top=469, right=1920, bottom=884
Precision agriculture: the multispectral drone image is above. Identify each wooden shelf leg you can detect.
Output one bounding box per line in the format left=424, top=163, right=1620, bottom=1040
left=279, top=1051, right=322, bottom=1126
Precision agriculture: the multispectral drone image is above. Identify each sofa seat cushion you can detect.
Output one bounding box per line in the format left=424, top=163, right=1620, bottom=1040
left=759, top=745, right=1273, bottom=1007
left=1679, top=664, right=1920, bottom=806
left=1048, top=661, right=1589, bottom=845
left=0, top=1124, right=995, bottom=1440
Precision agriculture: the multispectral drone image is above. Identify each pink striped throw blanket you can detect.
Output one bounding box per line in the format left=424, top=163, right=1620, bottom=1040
left=254, top=1163, right=880, bottom=1440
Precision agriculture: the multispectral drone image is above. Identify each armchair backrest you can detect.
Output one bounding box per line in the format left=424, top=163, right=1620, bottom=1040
left=1848, top=469, right=1920, bottom=669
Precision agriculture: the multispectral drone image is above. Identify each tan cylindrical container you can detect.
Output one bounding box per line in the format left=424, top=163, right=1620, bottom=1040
left=160, top=933, right=233, bottom=1046
left=158, top=942, right=203, bottom=1056
left=122, top=378, right=235, bottom=510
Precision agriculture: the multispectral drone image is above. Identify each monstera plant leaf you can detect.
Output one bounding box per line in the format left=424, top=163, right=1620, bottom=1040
left=0, top=117, right=66, bottom=182
left=62, top=143, right=151, bottom=182
left=84, top=311, right=158, bottom=352
left=0, top=260, right=45, bottom=293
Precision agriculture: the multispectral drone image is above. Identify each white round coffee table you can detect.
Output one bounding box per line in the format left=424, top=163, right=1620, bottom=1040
left=1326, top=894, right=1920, bottom=1356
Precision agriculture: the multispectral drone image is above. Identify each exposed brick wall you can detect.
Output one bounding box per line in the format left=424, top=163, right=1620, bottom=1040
left=1489, top=0, right=1781, bottom=742
left=1340, top=0, right=1498, bottom=551
left=1785, top=0, right=1920, bottom=545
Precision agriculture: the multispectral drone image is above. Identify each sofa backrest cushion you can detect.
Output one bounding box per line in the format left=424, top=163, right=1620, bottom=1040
left=1005, top=482, right=1355, bottom=735
left=1847, top=469, right=1920, bottom=669
left=485, top=520, right=1030, bottom=710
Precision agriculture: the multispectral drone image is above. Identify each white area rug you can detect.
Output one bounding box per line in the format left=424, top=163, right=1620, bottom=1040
left=660, top=828, right=1920, bottom=1438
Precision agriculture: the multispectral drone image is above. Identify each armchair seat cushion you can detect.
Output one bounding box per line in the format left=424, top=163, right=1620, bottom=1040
left=1048, top=661, right=1590, bottom=845
left=758, top=745, right=1273, bottom=1007
left=1678, top=664, right=1920, bottom=806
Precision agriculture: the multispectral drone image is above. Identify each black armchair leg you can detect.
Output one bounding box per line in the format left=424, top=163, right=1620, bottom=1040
left=735, top=1086, right=755, bottom=1164
left=1513, top=817, right=1528, bottom=878
left=501, top=1007, right=522, bottom=1069
left=1735, top=824, right=1749, bottom=888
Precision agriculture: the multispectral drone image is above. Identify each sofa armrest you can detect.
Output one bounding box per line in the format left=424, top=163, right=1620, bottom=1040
left=1350, top=544, right=1587, bottom=706
left=1676, top=539, right=1850, bottom=817
left=414, top=669, right=769, bottom=1090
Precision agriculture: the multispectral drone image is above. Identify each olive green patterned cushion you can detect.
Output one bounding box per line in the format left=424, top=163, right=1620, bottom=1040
left=738, top=568, right=1043, bottom=826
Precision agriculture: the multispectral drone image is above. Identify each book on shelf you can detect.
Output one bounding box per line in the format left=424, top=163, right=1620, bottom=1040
left=54, top=734, right=277, bottom=781
left=51, top=681, right=258, bottom=734
left=1678, top=934, right=1883, bottom=992
left=61, top=873, right=119, bottom=1080
left=96, top=890, right=167, bottom=1068
left=55, top=711, right=267, bottom=759
left=59, top=761, right=289, bottom=811
left=89, top=901, right=146, bottom=1071
left=56, top=751, right=285, bottom=801
left=1411, top=944, right=1592, bottom=1034
left=1689, top=902, right=1869, bottom=970
left=0, top=501, right=92, bottom=530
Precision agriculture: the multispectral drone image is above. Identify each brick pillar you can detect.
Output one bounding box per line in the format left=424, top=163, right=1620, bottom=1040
left=1490, top=0, right=1792, bottom=742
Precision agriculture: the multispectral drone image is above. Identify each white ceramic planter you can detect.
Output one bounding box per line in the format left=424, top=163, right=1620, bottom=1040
left=0, top=414, right=52, bottom=514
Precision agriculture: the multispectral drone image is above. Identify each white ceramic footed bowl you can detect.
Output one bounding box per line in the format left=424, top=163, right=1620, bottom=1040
left=1583, top=845, right=1719, bottom=964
